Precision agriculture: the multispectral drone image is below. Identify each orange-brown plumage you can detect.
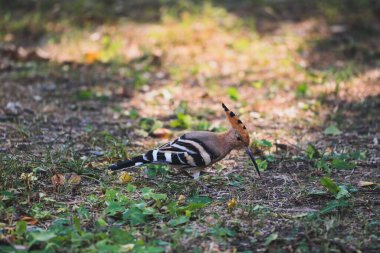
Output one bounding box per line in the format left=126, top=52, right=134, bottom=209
left=222, top=103, right=250, bottom=146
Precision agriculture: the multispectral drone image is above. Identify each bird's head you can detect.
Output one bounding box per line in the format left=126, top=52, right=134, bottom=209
left=222, top=103, right=261, bottom=177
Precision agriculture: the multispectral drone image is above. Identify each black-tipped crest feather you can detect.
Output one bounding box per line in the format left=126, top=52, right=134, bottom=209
left=222, top=103, right=229, bottom=111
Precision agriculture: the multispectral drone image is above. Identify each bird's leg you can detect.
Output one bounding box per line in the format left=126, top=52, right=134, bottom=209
left=180, top=169, right=195, bottom=179
left=185, top=171, right=212, bottom=193
left=195, top=179, right=211, bottom=193
left=192, top=171, right=213, bottom=193
left=167, top=171, right=183, bottom=177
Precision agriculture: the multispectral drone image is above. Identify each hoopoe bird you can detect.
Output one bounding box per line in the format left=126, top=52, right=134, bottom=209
left=108, top=103, right=261, bottom=183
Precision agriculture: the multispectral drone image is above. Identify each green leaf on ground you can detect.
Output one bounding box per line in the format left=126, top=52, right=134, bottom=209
left=95, top=240, right=120, bottom=253
left=110, top=228, right=135, bottom=244
left=324, top=124, right=342, bottom=135
left=265, top=154, right=276, bottom=162
left=16, top=221, right=27, bottom=235
left=30, top=231, right=56, bottom=242
left=227, top=87, right=240, bottom=101
left=350, top=151, right=366, bottom=160
left=209, top=226, right=236, bottom=237
left=256, top=159, right=268, bottom=171
left=320, top=176, right=340, bottom=195
left=129, top=108, right=139, bottom=119
left=96, top=218, right=108, bottom=227
left=331, top=159, right=355, bottom=170
left=295, top=82, right=308, bottom=98
left=305, top=144, right=321, bottom=159
left=308, top=199, right=350, bottom=219
left=231, top=38, right=250, bottom=52
left=177, top=203, right=206, bottom=215
left=264, top=232, right=278, bottom=246
left=316, top=159, right=330, bottom=171
left=254, top=139, right=273, bottom=148
left=252, top=81, right=263, bottom=89
left=187, top=196, right=213, bottom=205
left=141, top=188, right=167, bottom=201
left=336, top=186, right=351, bottom=199
left=320, top=177, right=352, bottom=199
left=168, top=216, right=189, bottom=227
left=127, top=183, right=137, bottom=193
left=139, top=118, right=163, bottom=133
left=139, top=246, right=165, bottom=253
left=105, top=202, right=126, bottom=216
left=169, top=113, right=193, bottom=129
left=75, top=90, right=93, bottom=100
left=319, top=200, right=349, bottom=215
left=123, top=207, right=146, bottom=225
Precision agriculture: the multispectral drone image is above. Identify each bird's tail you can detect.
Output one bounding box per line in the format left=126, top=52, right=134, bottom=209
left=108, top=155, right=150, bottom=170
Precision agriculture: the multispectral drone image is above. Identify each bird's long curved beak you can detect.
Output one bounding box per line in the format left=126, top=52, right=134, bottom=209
left=245, top=147, right=261, bottom=177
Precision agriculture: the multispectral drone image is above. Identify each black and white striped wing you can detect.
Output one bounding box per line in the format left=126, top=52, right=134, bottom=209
left=141, top=135, right=216, bottom=168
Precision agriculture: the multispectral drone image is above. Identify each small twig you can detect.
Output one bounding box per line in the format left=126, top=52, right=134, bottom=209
left=81, top=174, right=101, bottom=183
left=283, top=140, right=305, bottom=152
left=330, top=239, right=356, bottom=253
left=301, top=232, right=317, bottom=252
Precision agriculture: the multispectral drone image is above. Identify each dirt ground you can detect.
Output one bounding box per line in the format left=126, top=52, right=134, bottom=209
left=1, top=1, right=379, bottom=252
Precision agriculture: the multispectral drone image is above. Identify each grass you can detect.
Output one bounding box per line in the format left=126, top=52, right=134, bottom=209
left=1, top=0, right=380, bottom=252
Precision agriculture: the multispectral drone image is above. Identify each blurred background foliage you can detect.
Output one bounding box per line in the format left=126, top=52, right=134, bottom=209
left=1, top=0, right=380, bottom=26
left=1, top=0, right=379, bottom=71
left=1, top=0, right=379, bottom=43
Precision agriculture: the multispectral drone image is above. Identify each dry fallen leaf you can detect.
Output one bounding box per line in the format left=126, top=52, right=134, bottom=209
left=227, top=198, right=237, bottom=210
left=42, top=104, right=56, bottom=113
left=85, top=157, right=113, bottom=169
left=84, top=51, right=100, bottom=64
left=119, top=172, right=133, bottom=184
left=178, top=194, right=186, bottom=203
left=357, top=181, right=376, bottom=187
left=151, top=128, right=172, bottom=139
left=1, top=233, right=17, bottom=243
left=85, top=161, right=106, bottom=169
left=51, top=173, right=65, bottom=186
left=67, top=173, right=81, bottom=185
left=19, top=216, right=38, bottom=225
left=120, top=244, right=135, bottom=252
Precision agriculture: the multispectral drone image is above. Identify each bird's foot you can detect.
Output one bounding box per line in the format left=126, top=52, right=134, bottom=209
left=195, top=180, right=215, bottom=194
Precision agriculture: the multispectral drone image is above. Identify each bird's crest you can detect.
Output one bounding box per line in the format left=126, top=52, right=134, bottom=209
left=222, top=103, right=250, bottom=145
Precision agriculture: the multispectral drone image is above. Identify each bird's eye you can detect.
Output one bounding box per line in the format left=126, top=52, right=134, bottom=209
left=237, top=136, right=242, bottom=141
